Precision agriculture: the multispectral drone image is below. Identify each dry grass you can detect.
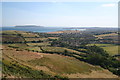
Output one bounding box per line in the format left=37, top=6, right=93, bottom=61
left=28, top=54, right=102, bottom=74
left=47, top=31, right=64, bottom=34
left=48, top=37, right=59, bottom=39
left=47, top=30, right=81, bottom=34
left=65, top=70, right=118, bottom=78
left=2, top=46, right=43, bottom=61
left=95, top=33, right=118, bottom=38
left=2, top=45, right=118, bottom=78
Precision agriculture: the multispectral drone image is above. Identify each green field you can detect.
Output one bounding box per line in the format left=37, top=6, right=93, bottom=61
left=20, top=33, right=40, bottom=37
left=24, top=38, right=48, bottom=42
left=1, top=30, right=18, bottom=35
left=87, top=44, right=119, bottom=56
left=27, top=42, right=50, bottom=46
left=41, top=46, right=84, bottom=55
left=8, top=44, right=42, bottom=52
left=2, top=35, right=25, bottom=42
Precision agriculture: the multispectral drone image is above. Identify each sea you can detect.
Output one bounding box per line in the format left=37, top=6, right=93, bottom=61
left=1, top=27, right=86, bottom=33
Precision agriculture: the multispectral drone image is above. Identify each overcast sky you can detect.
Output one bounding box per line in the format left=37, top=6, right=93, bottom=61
left=1, top=1, right=118, bottom=27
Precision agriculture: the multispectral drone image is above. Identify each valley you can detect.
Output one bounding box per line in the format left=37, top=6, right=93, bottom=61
left=1, top=29, right=120, bottom=79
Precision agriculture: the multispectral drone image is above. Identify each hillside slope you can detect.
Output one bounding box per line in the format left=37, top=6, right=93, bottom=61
left=2, top=45, right=118, bottom=78
left=1, top=30, right=118, bottom=78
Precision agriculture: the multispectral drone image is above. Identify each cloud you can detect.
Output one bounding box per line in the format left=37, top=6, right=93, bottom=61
left=101, top=3, right=116, bottom=7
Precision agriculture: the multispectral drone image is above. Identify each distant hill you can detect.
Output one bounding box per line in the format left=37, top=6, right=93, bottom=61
left=15, top=25, right=44, bottom=27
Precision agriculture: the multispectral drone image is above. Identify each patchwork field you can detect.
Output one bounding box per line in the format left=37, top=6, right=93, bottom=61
left=94, top=32, right=118, bottom=44
left=1, top=30, right=119, bottom=78
left=2, top=45, right=117, bottom=78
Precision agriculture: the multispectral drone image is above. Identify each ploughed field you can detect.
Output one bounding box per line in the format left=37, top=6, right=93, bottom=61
left=1, top=30, right=119, bottom=78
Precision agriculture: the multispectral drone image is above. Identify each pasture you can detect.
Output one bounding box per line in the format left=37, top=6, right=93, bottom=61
left=87, top=44, right=119, bottom=56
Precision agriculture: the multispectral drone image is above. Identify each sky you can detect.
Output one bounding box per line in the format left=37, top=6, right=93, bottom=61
left=1, top=1, right=118, bottom=27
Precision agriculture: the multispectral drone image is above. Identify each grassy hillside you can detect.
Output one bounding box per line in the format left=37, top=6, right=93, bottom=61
left=2, top=58, right=51, bottom=78
left=28, top=54, right=100, bottom=74
left=1, top=30, right=119, bottom=78
left=2, top=45, right=117, bottom=78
